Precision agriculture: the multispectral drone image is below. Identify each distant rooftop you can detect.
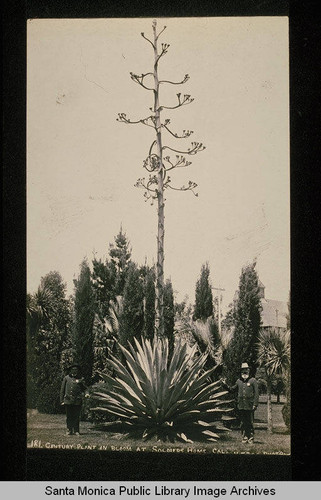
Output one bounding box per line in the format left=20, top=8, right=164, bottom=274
left=261, top=298, right=287, bottom=328
left=233, top=280, right=288, bottom=329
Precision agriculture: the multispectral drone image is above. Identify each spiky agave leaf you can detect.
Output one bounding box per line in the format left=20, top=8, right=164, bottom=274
left=92, top=337, right=233, bottom=442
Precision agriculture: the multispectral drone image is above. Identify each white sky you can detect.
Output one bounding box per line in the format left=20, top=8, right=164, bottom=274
left=27, top=17, right=289, bottom=312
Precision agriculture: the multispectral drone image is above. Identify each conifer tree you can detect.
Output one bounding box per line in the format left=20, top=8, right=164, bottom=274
left=109, top=226, right=132, bottom=295
left=92, top=228, right=131, bottom=318
left=194, top=262, right=214, bottom=321
left=73, top=259, right=95, bottom=384
left=122, top=262, right=144, bottom=346
left=27, top=271, right=71, bottom=412
left=118, top=20, right=205, bottom=338
left=92, top=257, right=116, bottom=319
left=224, top=261, right=262, bottom=384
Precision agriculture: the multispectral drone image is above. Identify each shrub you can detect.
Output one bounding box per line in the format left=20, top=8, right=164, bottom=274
left=91, top=337, right=233, bottom=443
left=81, top=381, right=116, bottom=423
left=36, top=379, right=62, bottom=414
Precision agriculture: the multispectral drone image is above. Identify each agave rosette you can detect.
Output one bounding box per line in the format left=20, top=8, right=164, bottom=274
left=91, top=337, right=233, bottom=442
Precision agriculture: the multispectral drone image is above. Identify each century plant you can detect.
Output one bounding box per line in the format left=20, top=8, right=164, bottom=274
left=117, top=20, right=205, bottom=338
left=91, top=337, right=233, bottom=443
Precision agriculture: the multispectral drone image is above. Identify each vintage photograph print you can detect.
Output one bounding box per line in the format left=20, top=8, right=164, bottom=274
left=27, top=17, right=290, bottom=458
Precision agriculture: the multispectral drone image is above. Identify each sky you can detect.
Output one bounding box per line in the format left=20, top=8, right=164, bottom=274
left=27, top=17, right=289, bottom=313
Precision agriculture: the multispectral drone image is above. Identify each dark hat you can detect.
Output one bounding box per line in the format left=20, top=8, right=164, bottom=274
left=69, top=363, right=81, bottom=370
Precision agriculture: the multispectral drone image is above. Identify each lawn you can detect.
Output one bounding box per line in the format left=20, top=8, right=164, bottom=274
left=27, top=397, right=290, bottom=456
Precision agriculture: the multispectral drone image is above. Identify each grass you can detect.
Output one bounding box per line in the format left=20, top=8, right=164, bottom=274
left=27, top=397, right=290, bottom=455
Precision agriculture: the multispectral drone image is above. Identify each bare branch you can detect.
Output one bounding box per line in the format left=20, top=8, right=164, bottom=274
left=166, top=180, right=199, bottom=196
left=136, top=176, right=158, bottom=204
left=140, top=116, right=157, bottom=129
left=117, top=113, right=156, bottom=128
left=159, top=74, right=190, bottom=85
left=143, top=154, right=160, bottom=172
left=155, top=43, right=170, bottom=65
left=135, top=176, right=159, bottom=204
left=156, top=25, right=167, bottom=41
left=130, top=72, right=154, bottom=91
left=161, top=43, right=170, bottom=53
left=141, top=32, right=155, bottom=50
left=117, top=113, right=141, bottom=124
left=163, top=141, right=206, bottom=155
left=148, top=140, right=157, bottom=158
left=162, top=119, right=194, bottom=139
left=159, top=93, right=194, bottom=111
left=163, top=155, right=192, bottom=171
left=143, top=190, right=157, bottom=205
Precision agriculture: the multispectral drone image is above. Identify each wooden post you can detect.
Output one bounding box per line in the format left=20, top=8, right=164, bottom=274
left=212, top=286, right=225, bottom=335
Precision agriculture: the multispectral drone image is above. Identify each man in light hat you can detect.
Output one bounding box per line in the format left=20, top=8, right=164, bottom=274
left=221, top=362, right=259, bottom=443
left=60, top=363, right=87, bottom=436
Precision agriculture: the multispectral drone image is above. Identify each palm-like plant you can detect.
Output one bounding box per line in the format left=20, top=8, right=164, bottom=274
left=93, top=296, right=125, bottom=378
left=91, top=337, right=233, bottom=443
left=105, top=296, right=124, bottom=336
left=27, top=286, right=54, bottom=355
left=257, top=328, right=290, bottom=433
left=190, top=318, right=232, bottom=375
left=105, top=295, right=125, bottom=354
left=190, top=318, right=217, bottom=362
left=27, top=286, right=53, bottom=331
left=27, top=286, right=54, bottom=408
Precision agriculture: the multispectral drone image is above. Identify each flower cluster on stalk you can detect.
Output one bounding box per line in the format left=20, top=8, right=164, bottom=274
left=117, top=22, right=205, bottom=204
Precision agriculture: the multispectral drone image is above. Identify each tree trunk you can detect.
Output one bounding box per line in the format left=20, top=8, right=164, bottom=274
left=266, top=376, right=273, bottom=433
left=152, top=21, right=165, bottom=339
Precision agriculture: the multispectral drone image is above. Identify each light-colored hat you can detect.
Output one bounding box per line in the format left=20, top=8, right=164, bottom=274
left=241, top=362, right=249, bottom=370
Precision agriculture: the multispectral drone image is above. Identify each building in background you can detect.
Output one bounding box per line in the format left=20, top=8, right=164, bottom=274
left=233, top=280, right=288, bottom=332
left=258, top=280, right=287, bottom=331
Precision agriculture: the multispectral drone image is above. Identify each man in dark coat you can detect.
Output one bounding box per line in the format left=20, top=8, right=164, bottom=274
left=60, top=364, right=87, bottom=436
left=222, top=362, right=259, bottom=443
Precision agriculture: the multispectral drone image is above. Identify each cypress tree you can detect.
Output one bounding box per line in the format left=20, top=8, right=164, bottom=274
left=27, top=271, right=71, bottom=412
left=194, top=262, right=213, bottom=321
left=122, top=263, right=144, bottom=346
left=73, top=259, right=95, bottom=384
left=92, top=228, right=131, bottom=319
left=109, top=226, right=132, bottom=296
left=92, top=257, right=116, bottom=319
left=224, top=261, right=262, bottom=384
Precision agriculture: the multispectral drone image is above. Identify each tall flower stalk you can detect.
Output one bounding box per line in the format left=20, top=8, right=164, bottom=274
left=118, top=20, right=205, bottom=338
